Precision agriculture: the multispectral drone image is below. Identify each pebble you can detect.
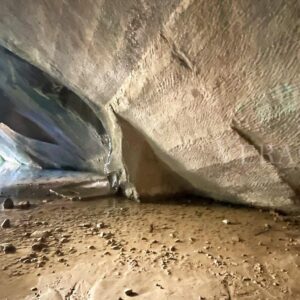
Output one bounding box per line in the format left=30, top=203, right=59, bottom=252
left=79, top=223, right=91, bottom=228
left=16, top=201, right=31, bottom=209
left=222, top=219, right=231, bottom=225
left=32, top=243, right=47, bottom=252
left=88, top=245, right=96, bottom=250
left=96, top=222, right=105, bottom=229
left=59, top=238, right=69, bottom=244
left=1, top=243, right=16, bottom=254
left=2, top=198, right=14, bottom=209
left=58, top=258, right=66, bottom=263
left=231, top=235, right=241, bottom=242
left=31, top=230, right=51, bottom=238
left=112, top=245, right=120, bottom=250
left=1, top=218, right=11, bottom=229
left=124, top=289, right=138, bottom=297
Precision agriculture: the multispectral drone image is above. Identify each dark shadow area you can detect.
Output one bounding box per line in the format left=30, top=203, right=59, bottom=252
left=0, top=45, right=111, bottom=172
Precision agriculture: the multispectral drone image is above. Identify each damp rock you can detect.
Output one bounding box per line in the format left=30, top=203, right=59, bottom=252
left=2, top=198, right=14, bottom=209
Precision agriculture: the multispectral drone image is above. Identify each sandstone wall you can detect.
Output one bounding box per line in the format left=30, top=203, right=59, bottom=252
left=0, top=0, right=299, bottom=211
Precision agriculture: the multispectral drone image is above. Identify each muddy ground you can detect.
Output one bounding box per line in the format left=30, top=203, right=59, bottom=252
left=0, top=196, right=300, bottom=300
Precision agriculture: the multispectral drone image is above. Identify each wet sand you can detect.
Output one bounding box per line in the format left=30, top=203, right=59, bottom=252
left=0, top=196, right=299, bottom=300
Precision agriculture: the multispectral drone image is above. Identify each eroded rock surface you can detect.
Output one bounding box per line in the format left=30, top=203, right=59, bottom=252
left=0, top=0, right=299, bottom=210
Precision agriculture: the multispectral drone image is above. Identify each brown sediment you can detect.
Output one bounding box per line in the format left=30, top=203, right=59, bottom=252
left=0, top=196, right=299, bottom=299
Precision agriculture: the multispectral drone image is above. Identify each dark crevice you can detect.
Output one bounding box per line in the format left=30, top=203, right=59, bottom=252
left=231, top=120, right=299, bottom=203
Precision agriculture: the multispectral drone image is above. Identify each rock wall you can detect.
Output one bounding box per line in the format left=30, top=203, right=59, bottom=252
left=0, top=0, right=299, bottom=211
left=0, top=46, right=110, bottom=171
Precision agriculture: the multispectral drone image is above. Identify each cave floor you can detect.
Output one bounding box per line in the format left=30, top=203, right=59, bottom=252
left=0, top=196, right=299, bottom=300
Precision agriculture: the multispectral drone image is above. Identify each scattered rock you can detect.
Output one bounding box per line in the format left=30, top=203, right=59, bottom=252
left=1, top=243, right=16, bottom=254
left=149, top=224, right=154, bottom=233
left=124, top=289, right=138, bottom=297
left=99, top=231, right=113, bottom=239
left=32, top=243, right=47, bottom=252
left=59, top=238, right=69, bottom=244
left=79, top=223, right=91, bottom=228
left=2, top=198, right=14, bottom=209
left=1, top=218, right=10, bottom=229
left=54, top=249, right=64, bottom=256
left=31, top=287, right=38, bottom=292
left=156, top=283, right=164, bottom=289
left=16, top=201, right=31, bottom=209
left=222, top=219, right=231, bottom=225
left=231, top=235, right=241, bottom=242
left=31, top=230, right=51, bottom=239
left=111, top=245, right=120, bottom=250
left=88, top=245, right=96, bottom=250
left=96, top=222, right=105, bottom=229
left=58, top=258, right=66, bottom=263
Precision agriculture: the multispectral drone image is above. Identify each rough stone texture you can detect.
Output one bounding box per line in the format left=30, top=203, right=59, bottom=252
left=0, top=0, right=299, bottom=211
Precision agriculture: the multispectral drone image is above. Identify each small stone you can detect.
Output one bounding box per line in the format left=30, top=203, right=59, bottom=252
left=54, top=249, right=64, bottom=256
left=32, top=243, right=47, bottom=252
left=151, top=240, right=159, bottom=244
left=79, top=223, right=91, bottom=228
left=231, top=235, right=241, bottom=242
left=31, top=287, right=38, bottom=292
left=2, top=198, right=14, bottom=209
left=96, top=222, right=105, bottom=229
left=222, top=219, right=230, bottom=225
left=31, top=230, right=51, bottom=239
left=1, top=243, right=16, bottom=254
left=88, top=245, right=96, bottom=250
left=264, top=223, right=272, bottom=229
left=112, top=245, right=120, bottom=250
left=1, top=218, right=10, bottom=229
left=59, top=238, right=69, bottom=244
left=170, top=246, right=176, bottom=252
left=124, top=289, right=138, bottom=297
left=16, top=201, right=31, bottom=209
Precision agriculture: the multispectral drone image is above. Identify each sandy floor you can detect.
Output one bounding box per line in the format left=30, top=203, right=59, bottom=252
left=0, top=196, right=300, bottom=300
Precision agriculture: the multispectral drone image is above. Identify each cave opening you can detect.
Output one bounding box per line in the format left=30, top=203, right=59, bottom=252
left=0, top=45, right=115, bottom=199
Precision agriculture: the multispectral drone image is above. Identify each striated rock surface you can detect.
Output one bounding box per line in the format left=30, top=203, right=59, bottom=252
left=0, top=0, right=299, bottom=211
